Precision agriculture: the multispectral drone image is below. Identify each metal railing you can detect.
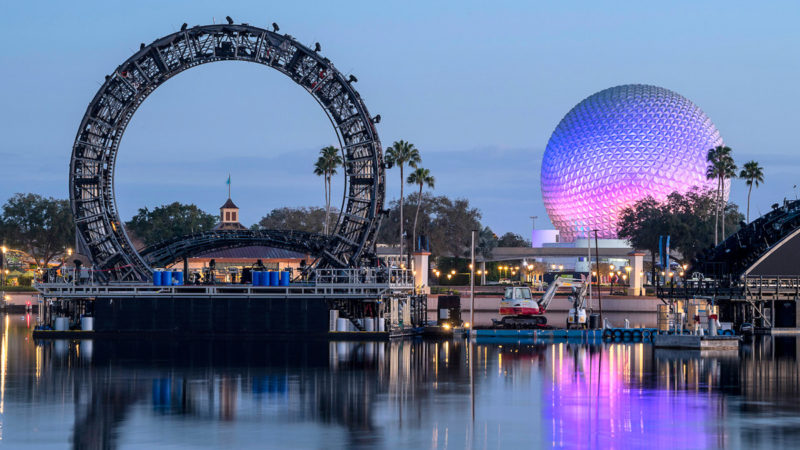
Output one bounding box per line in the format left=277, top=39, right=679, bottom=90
left=34, top=267, right=415, bottom=299
left=313, top=267, right=413, bottom=288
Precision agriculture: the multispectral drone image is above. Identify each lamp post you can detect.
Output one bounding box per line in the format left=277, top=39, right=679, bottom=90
left=0, top=245, right=6, bottom=289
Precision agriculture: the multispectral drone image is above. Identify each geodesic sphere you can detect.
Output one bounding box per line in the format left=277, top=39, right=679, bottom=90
left=541, top=84, right=724, bottom=242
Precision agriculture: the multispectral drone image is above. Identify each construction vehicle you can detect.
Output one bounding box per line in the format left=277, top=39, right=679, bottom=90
left=494, top=276, right=589, bottom=329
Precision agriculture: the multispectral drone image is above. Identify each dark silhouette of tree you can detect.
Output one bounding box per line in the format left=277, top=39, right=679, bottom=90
left=706, top=146, right=737, bottom=244
left=739, top=160, right=764, bottom=223
left=406, top=167, right=435, bottom=252
left=497, top=232, right=531, bottom=248
left=384, top=140, right=421, bottom=262
left=125, top=202, right=217, bottom=246
left=0, top=193, right=74, bottom=267
left=313, top=146, right=342, bottom=235
left=252, top=206, right=338, bottom=233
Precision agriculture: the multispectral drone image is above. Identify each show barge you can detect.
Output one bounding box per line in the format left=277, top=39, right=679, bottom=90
left=33, top=268, right=428, bottom=340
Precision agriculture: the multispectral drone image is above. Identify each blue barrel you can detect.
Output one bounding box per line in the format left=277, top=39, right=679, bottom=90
left=161, top=271, right=172, bottom=286
left=172, top=271, right=184, bottom=286
left=259, top=271, right=268, bottom=286
left=252, top=271, right=261, bottom=286
left=279, top=271, right=290, bottom=286
left=153, top=271, right=162, bottom=286
left=269, top=271, right=279, bottom=286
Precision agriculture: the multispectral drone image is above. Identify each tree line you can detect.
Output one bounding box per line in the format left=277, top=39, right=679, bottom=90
left=618, top=145, right=765, bottom=268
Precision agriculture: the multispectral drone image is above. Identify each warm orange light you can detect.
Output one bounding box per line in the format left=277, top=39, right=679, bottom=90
left=447, top=274, right=452, bottom=280
left=450, top=269, right=456, bottom=275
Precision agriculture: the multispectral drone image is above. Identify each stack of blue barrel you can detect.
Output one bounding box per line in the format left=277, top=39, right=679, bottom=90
left=153, top=270, right=183, bottom=286
left=252, top=271, right=291, bottom=286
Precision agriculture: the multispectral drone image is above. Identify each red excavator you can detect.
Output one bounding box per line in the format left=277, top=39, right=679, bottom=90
left=494, top=276, right=589, bottom=328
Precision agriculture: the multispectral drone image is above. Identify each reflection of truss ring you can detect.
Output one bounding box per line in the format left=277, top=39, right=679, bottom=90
left=69, top=24, right=384, bottom=281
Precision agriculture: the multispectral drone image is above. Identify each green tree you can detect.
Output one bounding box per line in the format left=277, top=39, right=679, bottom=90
left=497, top=232, right=531, bottom=247
left=617, top=196, right=670, bottom=272
left=618, top=188, right=744, bottom=268
left=406, top=167, right=435, bottom=252
left=125, top=202, right=217, bottom=246
left=0, top=193, right=74, bottom=268
left=706, top=146, right=737, bottom=244
left=385, top=140, right=421, bottom=261
left=476, top=226, right=498, bottom=260
left=313, top=146, right=343, bottom=235
left=739, top=160, right=764, bottom=223
left=377, top=194, right=482, bottom=258
left=251, top=206, right=336, bottom=233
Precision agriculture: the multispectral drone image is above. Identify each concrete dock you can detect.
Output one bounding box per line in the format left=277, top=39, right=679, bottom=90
left=653, top=334, right=740, bottom=350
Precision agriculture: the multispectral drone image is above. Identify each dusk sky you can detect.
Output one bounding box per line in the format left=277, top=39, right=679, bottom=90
left=1, top=0, right=798, bottom=237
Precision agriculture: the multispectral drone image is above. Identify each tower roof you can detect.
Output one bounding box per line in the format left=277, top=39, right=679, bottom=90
left=221, top=198, right=238, bottom=209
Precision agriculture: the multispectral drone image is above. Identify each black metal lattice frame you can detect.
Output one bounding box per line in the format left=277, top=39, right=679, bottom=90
left=70, top=24, right=384, bottom=281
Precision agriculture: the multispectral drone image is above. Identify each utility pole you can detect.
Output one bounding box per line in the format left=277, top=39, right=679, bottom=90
left=470, top=229, right=476, bottom=334
left=593, top=230, right=603, bottom=326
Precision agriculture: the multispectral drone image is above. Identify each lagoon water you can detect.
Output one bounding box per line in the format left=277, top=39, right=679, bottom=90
left=1, top=313, right=799, bottom=449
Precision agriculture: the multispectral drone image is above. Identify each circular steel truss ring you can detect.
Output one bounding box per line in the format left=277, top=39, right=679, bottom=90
left=70, top=24, right=384, bottom=281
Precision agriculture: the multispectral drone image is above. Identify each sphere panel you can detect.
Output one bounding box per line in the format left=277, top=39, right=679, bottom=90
left=541, top=84, right=724, bottom=241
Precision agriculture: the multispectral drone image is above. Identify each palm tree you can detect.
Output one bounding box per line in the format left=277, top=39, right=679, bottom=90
left=406, top=167, right=435, bottom=251
left=739, top=160, right=764, bottom=223
left=313, top=146, right=342, bottom=234
left=384, top=140, right=421, bottom=263
left=706, top=146, right=737, bottom=245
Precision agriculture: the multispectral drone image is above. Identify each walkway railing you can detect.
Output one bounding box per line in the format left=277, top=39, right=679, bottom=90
left=34, top=267, right=414, bottom=299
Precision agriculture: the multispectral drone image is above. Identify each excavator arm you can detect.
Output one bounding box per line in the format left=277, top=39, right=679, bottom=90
left=538, top=276, right=586, bottom=311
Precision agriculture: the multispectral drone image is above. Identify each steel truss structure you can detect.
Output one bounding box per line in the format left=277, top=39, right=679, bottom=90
left=693, top=199, right=800, bottom=279
left=70, top=23, right=385, bottom=281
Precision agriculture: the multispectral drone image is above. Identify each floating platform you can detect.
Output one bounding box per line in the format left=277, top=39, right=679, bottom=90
left=475, top=329, right=604, bottom=339
left=653, top=334, right=740, bottom=350
left=32, top=329, right=396, bottom=341
left=755, top=327, right=800, bottom=335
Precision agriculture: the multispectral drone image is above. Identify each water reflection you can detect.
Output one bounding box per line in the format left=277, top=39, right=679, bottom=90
left=1, top=315, right=800, bottom=448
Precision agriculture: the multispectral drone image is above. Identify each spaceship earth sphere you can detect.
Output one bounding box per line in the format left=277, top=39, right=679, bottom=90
left=541, top=84, right=725, bottom=242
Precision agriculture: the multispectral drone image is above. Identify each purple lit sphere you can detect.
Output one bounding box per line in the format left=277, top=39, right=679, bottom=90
left=541, top=84, right=724, bottom=241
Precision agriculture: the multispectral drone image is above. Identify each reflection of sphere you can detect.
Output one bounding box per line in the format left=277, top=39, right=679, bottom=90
left=541, top=84, right=724, bottom=241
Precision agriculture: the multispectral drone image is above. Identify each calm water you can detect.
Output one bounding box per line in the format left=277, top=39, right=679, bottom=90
left=1, top=314, right=800, bottom=449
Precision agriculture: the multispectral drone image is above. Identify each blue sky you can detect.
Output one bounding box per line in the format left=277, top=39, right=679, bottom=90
left=1, top=0, right=798, bottom=236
